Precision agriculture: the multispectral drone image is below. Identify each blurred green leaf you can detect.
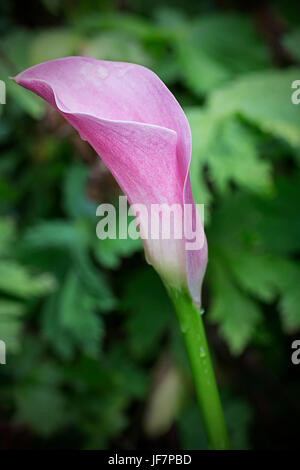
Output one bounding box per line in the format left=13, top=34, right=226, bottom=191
left=177, top=13, right=270, bottom=95
left=106, top=346, right=148, bottom=399
left=63, top=163, right=96, bottom=219
left=0, top=30, right=44, bottom=117
left=22, top=220, right=116, bottom=311
left=209, top=68, right=300, bottom=147
left=0, top=260, right=56, bottom=299
left=176, top=40, right=230, bottom=96
left=59, top=271, right=104, bottom=357
left=0, top=29, right=32, bottom=72
left=0, top=300, right=25, bottom=352
left=226, top=249, right=300, bottom=331
left=0, top=217, right=16, bottom=255
left=177, top=402, right=207, bottom=450
left=94, top=237, right=142, bottom=269
left=283, top=28, right=300, bottom=62
left=15, top=383, right=69, bottom=437
left=30, top=28, right=82, bottom=64
left=256, top=174, right=300, bottom=255
left=93, top=209, right=142, bottom=269
left=224, top=397, right=253, bottom=450
left=207, top=119, right=272, bottom=195
left=121, top=268, right=173, bottom=360
left=188, top=108, right=272, bottom=199
left=22, top=220, right=85, bottom=251
left=40, top=270, right=112, bottom=359
left=209, top=259, right=263, bottom=354
left=277, top=264, right=300, bottom=332
left=84, top=31, right=153, bottom=66
left=75, top=12, right=169, bottom=41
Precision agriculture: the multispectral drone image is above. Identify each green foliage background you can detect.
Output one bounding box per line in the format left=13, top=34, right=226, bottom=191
left=0, top=0, right=300, bottom=450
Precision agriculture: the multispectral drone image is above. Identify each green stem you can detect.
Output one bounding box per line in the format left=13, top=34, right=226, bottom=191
left=167, top=287, right=229, bottom=450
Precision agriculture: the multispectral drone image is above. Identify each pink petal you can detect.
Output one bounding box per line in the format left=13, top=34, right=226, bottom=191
left=14, top=57, right=207, bottom=306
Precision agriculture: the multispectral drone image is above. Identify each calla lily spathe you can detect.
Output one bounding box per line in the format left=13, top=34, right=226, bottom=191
left=14, top=57, right=207, bottom=307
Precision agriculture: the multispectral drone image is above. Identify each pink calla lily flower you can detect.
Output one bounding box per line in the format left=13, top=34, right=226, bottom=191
left=14, top=57, right=207, bottom=307
left=14, top=58, right=229, bottom=451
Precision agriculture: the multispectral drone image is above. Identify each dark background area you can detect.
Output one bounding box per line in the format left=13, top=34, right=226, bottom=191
left=0, top=0, right=300, bottom=450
